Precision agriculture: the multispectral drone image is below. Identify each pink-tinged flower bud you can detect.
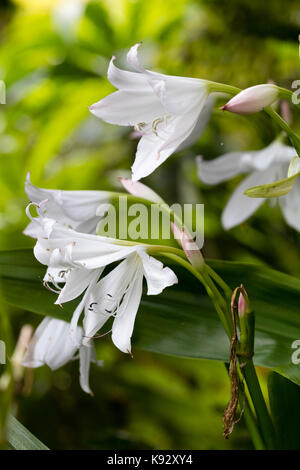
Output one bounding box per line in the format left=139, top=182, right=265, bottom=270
left=238, top=285, right=249, bottom=318
left=119, top=177, right=163, bottom=203
left=221, top=84, right=279, bottom=115
left=171, top=223, right=204, bottom=269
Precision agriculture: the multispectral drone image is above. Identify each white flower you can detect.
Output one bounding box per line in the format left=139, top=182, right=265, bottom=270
left=197, top=139, right=298, bottom=230
left=23, top=316, right=100, bottom=394
left=24, top=173, right=111, bottom=238
left=83, top=249, right=178, bottom=354
left=89, top=43, right=211, bottom=181
left=33, top=220, right=178, bottom=353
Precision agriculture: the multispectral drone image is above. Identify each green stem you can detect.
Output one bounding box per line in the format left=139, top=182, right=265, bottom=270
left=242, top=359, right=276, bottom=450
left=208, top=81, right=300, bottom=156
left=161, top=252, right=233, bottom=338
left=205, top=264, right=232, bottom=298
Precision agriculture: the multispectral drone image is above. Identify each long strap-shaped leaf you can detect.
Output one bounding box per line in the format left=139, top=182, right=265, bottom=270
left=1, top=249, right=300, bottom=386
left=6, top=415, right=49, bottom=450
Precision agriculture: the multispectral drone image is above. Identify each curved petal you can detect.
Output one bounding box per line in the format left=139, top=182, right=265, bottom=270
left=83, top=257, right=135, bottom=342
left=197, top=151, right=250, bottom=185
left=56, top=267, right=103, bottom=304
left=107, top=56, right=150, bottom=91
left=131, top=104, right=204, bottom=181
left=221, top=169, right=277, bottom=230
left=138, top=250, right=178, bottom=295
left=25, top=173, right=111, bottom=232
left=279, top=177, right=300, bottom=231
left=111, top=264, right=144, bottom=354
left=197, top=140, right=296, bottom=186
left=79, top=344, right=94, bottom=395
left=23, top=317, right=81, bottom=370
left=89, top=90, right=164, bottom=126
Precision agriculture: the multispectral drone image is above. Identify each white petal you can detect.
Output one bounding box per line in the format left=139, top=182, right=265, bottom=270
left=89, top=90, right=164, bottom=126
left=279, top=172, right=300, bottom=231
left=35, top=223, right=140, bottom=270
left=83, top=256, right=138, bottom=342
left=25, top=173, right=111, bottom=234
left=111, top=263, right=144, bottom=354
left=126, top=43, right=208, bottom=116
left=138, top=250, right=178, bottom=295
left=197, top=140, right=296, bottom=186
left=119, top=177, right=163, bottom=203
left=79, top=344, right=94, bottom=395
left=69, top=272, right=100, bottom=345
left=221, top=169, right=277, bottom=229
left=197, top=151, right=252, bottom=185
left=107, top=55, right=150, bottom=91
left=132, top=105, right=204, bottom=181
left=56, top=268, right=103, bottom=304
left=23, top=317, right=81, bottom=370
left=176, top=95, right=215, bottom=152
left=126, top=43, right=145, bottom=73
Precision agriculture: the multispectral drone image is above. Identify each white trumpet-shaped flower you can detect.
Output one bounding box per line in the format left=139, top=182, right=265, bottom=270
left=197, top=139, right=299, bottom=230
left=23, top=316, right=100, bottom=394
left=33, top=218, right=178, bottom=353
left=24, top=173, right=111, bottom=238
left=89, top=43, right=212, bottom=181
left=83, top=249, right=177, bottom=354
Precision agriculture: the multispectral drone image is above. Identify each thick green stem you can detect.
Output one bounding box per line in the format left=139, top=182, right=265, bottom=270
left=242, top=359, right=276, bottom=449
left=161, top=252, right=233, bottom=338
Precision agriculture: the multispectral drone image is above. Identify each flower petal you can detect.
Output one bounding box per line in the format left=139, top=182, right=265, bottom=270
left=111, top=264, right=144, bottom=354
left=56, top=267, right=103, bottom=304
left=107, top=55, right=150, bottom=91
left=79, top=344, right=94, bottom=395
left=221, top=169, right=277, bottom=229
left=83, top=255, right=138, bottom=342
left=279, top=177, right=300, bottom=231
left=132, top=104, right=204, bottom=181
left=197, top=140, right=295, bottom=186
left=23, top=317, right=81, bottom=370
left=89, top=90, right=164, bottom=126
left=138, top=250, right=178, bottom=295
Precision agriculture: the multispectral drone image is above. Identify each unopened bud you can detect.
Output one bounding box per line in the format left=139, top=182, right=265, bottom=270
left=221, top=84, right=279, bottom=115
left=171, top=222, right=204, bottom=269
left=238, top=287, right=249, bottom=318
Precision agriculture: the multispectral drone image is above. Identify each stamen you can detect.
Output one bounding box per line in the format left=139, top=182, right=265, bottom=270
left=25, top=199, right=49, bottom=222
left=134, top=122, right=146, bottom=132
left=151, top=117, right=164, bottom=136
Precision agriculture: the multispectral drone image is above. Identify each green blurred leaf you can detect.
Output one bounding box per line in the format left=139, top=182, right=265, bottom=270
left=1, top=250, right=300, bottom=386
left=268, top=372, right=300, bottom=449
left=6, top=415, right=49, bottom=450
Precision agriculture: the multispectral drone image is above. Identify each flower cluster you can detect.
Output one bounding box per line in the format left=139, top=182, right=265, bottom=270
left=23, top=42, right=299, bottom=395
left=24, top=175, right=177, bottom=393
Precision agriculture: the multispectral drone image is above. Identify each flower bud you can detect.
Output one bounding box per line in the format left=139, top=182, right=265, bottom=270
left=238, top=286, right=249, bottom=318
left=171, top=223, right=204, bottom=269
left=221, top=84, right=279, bottom=115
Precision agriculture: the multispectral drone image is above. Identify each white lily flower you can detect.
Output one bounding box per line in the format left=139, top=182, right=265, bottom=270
left=89, top=43, right=211, bottom=181
left=24, top=173, right=111, bottom=238
left=197, top=139, right=299, bottom=230
left=23, top=316, right=99, bottom=394
left=33, top=220, right=178, bottom=352
left=83, top=249, right=178, bottom=353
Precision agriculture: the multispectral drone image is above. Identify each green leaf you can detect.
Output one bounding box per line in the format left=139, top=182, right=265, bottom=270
left=268, top=372, right=300, bottom=449
left=6, top=415, right=49, bottom=450
left=1, top=250, right=300, bottom=386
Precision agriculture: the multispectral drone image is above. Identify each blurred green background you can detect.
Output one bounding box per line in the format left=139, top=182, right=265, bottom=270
left=0, top=0, right=300, bottom=450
